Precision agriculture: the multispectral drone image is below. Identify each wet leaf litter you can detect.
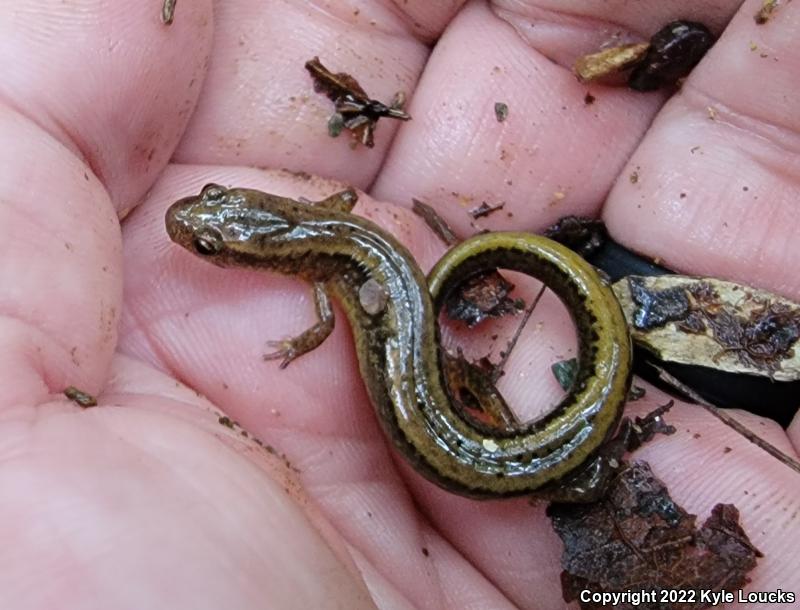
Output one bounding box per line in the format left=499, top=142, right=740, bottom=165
left=549, top=463, right=761, bottom=610
left=305, top=57, right=411, bottom=148
left=615, top=276, right=800, bottom=380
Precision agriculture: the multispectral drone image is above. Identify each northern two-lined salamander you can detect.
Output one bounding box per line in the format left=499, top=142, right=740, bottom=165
left=165, top=185, right=632, bottom=499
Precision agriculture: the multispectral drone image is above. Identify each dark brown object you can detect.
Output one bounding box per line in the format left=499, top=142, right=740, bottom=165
left=64, top=386, right=97, bottom=408
left=574, top=21, right=714, bottom=91
left=549, top=462, right=761, bottom=610
left=628, top=401, right=676, bottom=448
left=410, top=196, right=528, bottom=332
left=628, top=385, right=646, bottom=401
left=441, top=350, right=519, bottom=432
left=628, top=21, right=714, bottom=91
left=410, top=196, right=525, bottom=334
left=469, top=201, right=505, bottom=219
left=305, top=57, right=411, bottom=148
left=218, top=415, right=236, bottom=429
left=705, top=303, right=800, bottom=373
left=543, top=215, right=607, bottom=258
left=494, top=102, right=509, bottom=122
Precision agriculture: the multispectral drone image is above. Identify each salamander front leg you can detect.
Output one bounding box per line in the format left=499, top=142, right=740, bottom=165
left=263, top=283, right=335, bottom=368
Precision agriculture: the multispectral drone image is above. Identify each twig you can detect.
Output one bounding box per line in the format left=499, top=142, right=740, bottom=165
left=491, top=283, right=547, bottom=384
left=652, top=365, right=800, bottom=475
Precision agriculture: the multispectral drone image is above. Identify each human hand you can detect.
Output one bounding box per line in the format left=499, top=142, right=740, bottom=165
left=3, top=1, right=798, bottom=608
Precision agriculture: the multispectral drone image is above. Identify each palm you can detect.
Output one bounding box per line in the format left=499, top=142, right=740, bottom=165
left=3, top=1, right=797, bottom=608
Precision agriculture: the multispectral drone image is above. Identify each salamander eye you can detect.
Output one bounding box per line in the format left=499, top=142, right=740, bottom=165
left=192, top=228, right=223, bottom=255
left=200, top=183, right=226, bottom=204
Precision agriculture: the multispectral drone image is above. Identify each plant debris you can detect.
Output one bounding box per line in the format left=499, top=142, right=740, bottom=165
left=553, top=358, right=646, bottom=403
left=548, top=462, right=762, bottom=610
left=555, top=358, right=646, bottom=402
left=653, top=365, right=800, bottom=474
left=552, top=358, right=578, bottom=390
left=543, top=215, right=607, bottom=258
left=614, top=275, right=800, bottom=380
left=627, top=276, right=690, bottom=328
left=574, top=43, right=650, bottom=83
left=534, top=402, right=675, bottom=503
left=218, top=415, right=236, bottom=429
left=161, top=0, right=176, bottom=25
left=494, top=102, right=509, bottom=122
left=305, top=57, right=411, bottom=148
left=444, top=271, right=523, bottom=327
left=469, top=201, right=505, bottom=219
left=628, top=385, right=646, bottom=401
left=754, top=0, right=783, bottom=24
left=64, top=386, right=97, bottom=408
left=410, top=197, right=525, bottom=328
left=486, top=285, right=546, bottom=384
left=411, top=198, right=459, bottom=246
left=410, top=197, right=526, bottom=329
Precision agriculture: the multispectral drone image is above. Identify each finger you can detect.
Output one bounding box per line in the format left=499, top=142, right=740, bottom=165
left=0, top=354, right=374, bottom=609
left=172, top=0, right=430, bottom=188
left=371, top=1, right=741, bottom=235
left=604, top=0, right=800, bottom=301
left=0, top=110, right=120, bottom=407
left=0, top=2, right=210, bottom=403
left=625, top=394, right=799, bottom=598
left=0, top=1, right=212, bottom=212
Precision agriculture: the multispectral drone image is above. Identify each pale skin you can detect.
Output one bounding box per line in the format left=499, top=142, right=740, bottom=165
left=2, top=1, right=799, bottom=608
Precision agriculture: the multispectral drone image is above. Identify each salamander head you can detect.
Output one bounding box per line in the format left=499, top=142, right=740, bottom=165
left=165, top=183, right=299, bottom=266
